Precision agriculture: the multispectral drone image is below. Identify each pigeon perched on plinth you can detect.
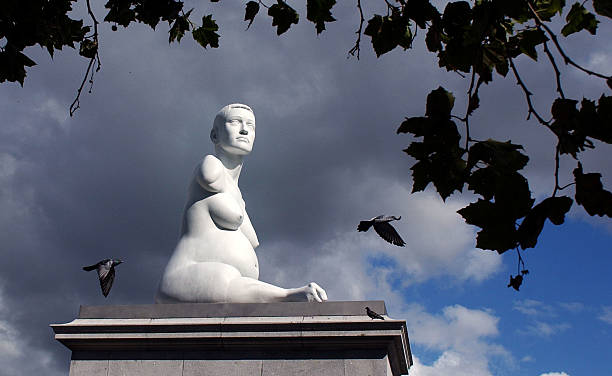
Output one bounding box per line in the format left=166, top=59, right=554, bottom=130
left=83, top=259, right=123, bottom=297
left=358, top=215, right=405, bottom=246
left=365, top=306, right=385, bottom=320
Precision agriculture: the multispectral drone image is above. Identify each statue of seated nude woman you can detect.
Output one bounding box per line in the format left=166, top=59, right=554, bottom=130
left=155, top=104, right=328, bottom=303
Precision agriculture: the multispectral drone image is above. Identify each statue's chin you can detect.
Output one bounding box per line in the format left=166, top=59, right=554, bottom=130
left=218, top=144, right=252, bottom=156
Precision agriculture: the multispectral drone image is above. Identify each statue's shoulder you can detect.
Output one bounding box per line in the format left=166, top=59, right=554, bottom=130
left=197, top=155, right=224, bottom=184
left=202, top=154, right=222, bottom=169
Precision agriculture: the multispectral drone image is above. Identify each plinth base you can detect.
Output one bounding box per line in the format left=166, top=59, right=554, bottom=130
left=51, top=301, right=412, bottom=376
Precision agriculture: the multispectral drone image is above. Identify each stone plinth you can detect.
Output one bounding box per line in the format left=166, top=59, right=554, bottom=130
left=51, top=301, right=412, bottom=376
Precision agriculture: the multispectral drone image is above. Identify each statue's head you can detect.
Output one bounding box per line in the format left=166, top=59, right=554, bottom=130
left=211, top=103, right=255, bottom=156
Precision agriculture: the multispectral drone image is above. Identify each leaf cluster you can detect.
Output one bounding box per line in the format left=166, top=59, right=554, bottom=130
left=2, top=0, right=612, bottom=290
left=0, top=0, right=89, bottom=85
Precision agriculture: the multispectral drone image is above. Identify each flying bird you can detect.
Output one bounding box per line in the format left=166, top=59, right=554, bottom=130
left=365, top=306, right=385, bottom=320
left=83, top=259, right=123, bottom=297
left=358, top=215, right=405, bottom=246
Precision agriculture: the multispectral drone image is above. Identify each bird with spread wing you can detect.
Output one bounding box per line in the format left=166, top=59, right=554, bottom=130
left=83, top=259, right=123, bottom=297
left=358, top=215, right=405, bottom=246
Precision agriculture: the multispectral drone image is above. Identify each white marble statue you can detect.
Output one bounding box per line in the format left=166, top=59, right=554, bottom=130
left=156, top=104, right=328, bottom=303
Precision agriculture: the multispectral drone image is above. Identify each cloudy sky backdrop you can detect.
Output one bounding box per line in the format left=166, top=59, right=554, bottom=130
left=1, top=1, right=611, bottom=375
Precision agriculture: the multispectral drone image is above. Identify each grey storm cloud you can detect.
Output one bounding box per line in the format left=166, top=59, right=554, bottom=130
left=1, top=1, right=611, bottom=375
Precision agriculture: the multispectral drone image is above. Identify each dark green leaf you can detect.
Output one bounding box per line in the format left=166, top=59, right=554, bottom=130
left=410, top=160, right=432, bottom=193
left=364, top=13, right=413, bottom=57
left=441, top=1, right=472, bottom=35
left=550, top=98, right=600, bottom=157
left=508, top=274, right=523, bottom=291
left=405, top=0, right=440, bottom=29
left=593, top=0, right=612, bottom=18
left=425, top=25, right=442, bottom=52
left=0, top=49, right=37, bottom=86
left=169, top=9, right=192, bottom=43
left=533, top=0, right=566, bottom=21
left=561, top=3, right=598, bottom=36
left=517, top=196, right=573, bottom=249
left=192, top=15, right=220, bottom=49
left=400, top=87, right=466, bottom=200
left=244, top=1, right=260, bottom=29
left=573, top=163, right=612, bottom=217
left=79, top=39, right=98, bottom=59
left=306, top=0, right=336, bottom=34
left=104, top=0, right=137, bottom=27
left=268, top=0, right=299, bottom=35
left=467, top=92, right=480, bottom=116
left=467, top=140, right=529, bottom=172
left=133, top=0, right=183, bottom=30
left=396, top=117, right=431, bottom=135
left=425, top=86, right=455, bottom=119
left=509, top=29, right=548, bottom=60
left=457, top=199, right=519, bottom=252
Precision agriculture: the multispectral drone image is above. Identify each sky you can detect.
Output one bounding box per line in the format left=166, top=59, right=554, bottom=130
left=0, top=1, right=611, bottom=375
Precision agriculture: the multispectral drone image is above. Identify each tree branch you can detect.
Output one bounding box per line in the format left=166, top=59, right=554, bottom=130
left=70, top=0, right=101, bottom=116
left=527, top=0, right=611, bottom=81
left=543, top=41, right=565, bottom=99
left=348, top=0, right=365, bottom=59
left=509, top=58, right=551, bottom=128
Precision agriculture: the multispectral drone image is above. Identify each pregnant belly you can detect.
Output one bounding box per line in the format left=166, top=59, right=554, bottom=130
left=175, top=232, right=259, bottom=279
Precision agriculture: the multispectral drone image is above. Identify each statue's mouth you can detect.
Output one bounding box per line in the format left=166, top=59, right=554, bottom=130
left=236, top=137, right=250, bottom=143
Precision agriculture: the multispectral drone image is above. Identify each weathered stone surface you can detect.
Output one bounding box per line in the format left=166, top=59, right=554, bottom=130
left=183, top=360, right=262, bottom=376
left=107, top=360, right=183, bottom=376
left=344, top=357, right=389, bottom=376
left=77, top=301, right=387, bottom=319
left=53, top=301, right=411, bottom=376
left=262, top=359, right=345, bottom=376
left=69, top=359, right=108, bottom=376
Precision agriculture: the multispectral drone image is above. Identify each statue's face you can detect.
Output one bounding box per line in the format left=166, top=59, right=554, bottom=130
left=213, top=107, right=256, bottom=155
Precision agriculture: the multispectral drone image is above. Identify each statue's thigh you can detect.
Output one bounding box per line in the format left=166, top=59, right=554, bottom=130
left=207, top=192, right=243, bottom=230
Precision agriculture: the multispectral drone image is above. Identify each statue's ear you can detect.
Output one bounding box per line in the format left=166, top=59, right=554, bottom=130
left=210, top=129, right=217, bottom=143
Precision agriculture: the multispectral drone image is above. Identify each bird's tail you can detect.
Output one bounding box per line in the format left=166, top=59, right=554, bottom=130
left=357, top=221, right=373, bottom=232
left=82, top=264, right=97, bottom=271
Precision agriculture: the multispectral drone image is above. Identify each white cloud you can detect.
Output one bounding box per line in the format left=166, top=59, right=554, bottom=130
left=405, top=304, right=511, bottom=376
left=0, top=283, right=62, bottom=376
left=339, top=176, right=502, bottom=285
left=36, top=97, right=70, bottom=130
left=539, top=372, right=570, bottom=376
left=521, top=355, right=535, bottom=362
left=598, top=306, right=612, bottom=325
left=558, top=302, right=584, bottom=313
left=586, top=51, right=612, bottom=76
left=521, top=321, right=571, bottom=337
left=513, top=299, right=557, bottom=317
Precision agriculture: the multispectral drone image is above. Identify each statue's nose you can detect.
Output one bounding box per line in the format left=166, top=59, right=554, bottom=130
left=239, top=129, right=248, bottom=135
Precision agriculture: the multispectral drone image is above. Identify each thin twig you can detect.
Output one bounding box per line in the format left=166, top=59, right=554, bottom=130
left=527, top=0, right=611, bottom=80
left=70, top=0, right=101, bottom=116
left=258, top=0, right=270, bottom=9
left=552, top=143, right=561, bottom=196
left=464, top=70, right=477, bottom=151
left=348, top=0, right=365, bottom=59
left=509, top=58, right=551, bottom=128
left=543, top=41, right=565, bottom=99
left=69, top=57, right=94, bottom=116
left=558, top=182, right=576, bottom=190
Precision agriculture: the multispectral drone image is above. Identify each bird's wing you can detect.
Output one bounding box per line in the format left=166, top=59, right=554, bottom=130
left=99, top=267, right=115, bottom=297
left=373, top=222, right=406, bottom=246
left=367, top=308, right=385, bottom=320
left=357, top=220, right=373, bottom=232
left=84, top=259, right=109, bottom=271
left=82, top=263, right=98, bottom=271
